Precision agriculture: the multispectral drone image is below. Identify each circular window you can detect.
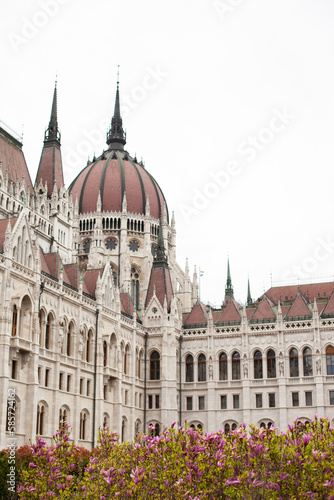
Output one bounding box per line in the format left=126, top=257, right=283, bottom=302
left=129, top=240, right=139, bottom=252
left=105, top=238, right=117, bottom=250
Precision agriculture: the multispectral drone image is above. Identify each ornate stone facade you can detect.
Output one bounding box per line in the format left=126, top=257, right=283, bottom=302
left=0, top=83, right=333, bottom=450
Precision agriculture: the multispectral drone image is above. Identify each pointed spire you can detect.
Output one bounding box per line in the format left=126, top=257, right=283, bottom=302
left=122, top=192, right=127, bottom=212
left=106, top=67, right=126, bottom=150
left=6, top=219, right=12, bottom=237
left=224, top=258, right=234, bottom=301
left=247, top=277, right=252, bottom=305
left=277, top=300, right=282, bottom=320
left=145, top=195, right=150, bottom=216
left=97, top=191, right=102, bottom=212
left=185, top=258, right=189, bottom=277
left=154, top=220, right=167, bottom=264
left=193, top=265, right=198, bottom=282
left=162, top=203, right=167, bottom=224
left=171, top=211, right=175, bottom=228
left=74, top=195, right=79, bottom=217
left=45, top=81, right=60, bottom=143
left=35, top=82, right=64, bottom=196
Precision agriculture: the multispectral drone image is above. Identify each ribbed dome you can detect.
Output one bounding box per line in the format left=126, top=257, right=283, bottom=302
left=69, top=150, right=168, bottom=220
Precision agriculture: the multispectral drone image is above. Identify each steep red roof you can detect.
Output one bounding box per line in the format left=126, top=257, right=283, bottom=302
left=145, top=265, right=173, bottom=311
left=182, top=312, right=190, bottom=323
left=0, top=127, right=33, bottom=194
left=35, top=143, right=64, bottom=196
left=281, top=305, right=290, bottom=318
left=43, top=253, right=62, bottom=279
left=215, top=298, right=241, bottom=323
left=0, top=218, right=17, bottom=248
left=184, top=301, right=208, bottom=326
left=285, top=293, right=311, bottom=319
left=120, top=293, right=134, bottom=317
left=250, top=295, right=276, bottom=322
left=40, top=248, right=51, bottom=275
left=83, top=269, right=101, bottom=297
left=321, top=290, right=334, bottom=317
left=246, top=308, right=255, bottom=320
left=212, top=310, right=221, bottom=323
left=63, top=264, right=78, bottom=289
left=266, top=282, right=334, bottom=303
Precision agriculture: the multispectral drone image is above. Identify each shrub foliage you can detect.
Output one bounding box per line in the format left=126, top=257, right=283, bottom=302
left=3, top=417, right=334, bottom=499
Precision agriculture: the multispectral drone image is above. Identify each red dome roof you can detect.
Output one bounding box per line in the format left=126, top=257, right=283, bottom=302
left=69, top=150, right=168, bottom=220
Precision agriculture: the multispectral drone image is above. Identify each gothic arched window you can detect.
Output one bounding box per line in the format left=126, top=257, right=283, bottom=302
left=67, top=323, right=72, bottom=357
left=267, top=349, right=276, bottom=378
left=12, top=305, right=18, bottom=337
left=326, top=346, right=334, bottom=375
left=303, top=347, right=313, bottom=376
left=232, top=352, right=240, bottom=380
left=198, top=354, right=206, bottom=382
left=131, top=267, right=140, bottom=308
left=254, top=351, right=263, bottom=379
left=124, top=345, right=130, bottom=374
left=186, top=355, right=194, bottom=382
left=150, top=351, right=160, bottom=380
left=59, top=407, right=67, bottom=429
left=36, top=403, right=45, bottom=435
left=79, top=411, right=87, bottom=440
left=45, top=314, right=52, bottom=350
left=103, top=341, right=108, bottom=367
left=219, top=352, right=228, bottom=380
left=289, top=348, right=299, bottom=377
left=83, top=240, right=91, bottom=254
left=86, top=331, right=92, bottom=362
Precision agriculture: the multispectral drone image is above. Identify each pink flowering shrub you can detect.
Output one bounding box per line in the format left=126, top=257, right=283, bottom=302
left=15, top=417, right=334, bottom=499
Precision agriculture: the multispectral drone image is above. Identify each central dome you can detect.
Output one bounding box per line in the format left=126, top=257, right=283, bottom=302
left=69, top=150, right=168, bottom=220
left=69, top=78, right=168, bottom=220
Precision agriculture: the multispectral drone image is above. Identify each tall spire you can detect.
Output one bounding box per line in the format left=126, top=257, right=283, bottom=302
left=154, top=219, right=168, bottom=265
left=247, top=277, right=252, bottom=305
left=45, top=81, right=60, bottom=143
left=106, top=66, right=126, bottom=150
left=225, top=258, right=234, bottom=300
left=35, top=81, right=64, bottom=196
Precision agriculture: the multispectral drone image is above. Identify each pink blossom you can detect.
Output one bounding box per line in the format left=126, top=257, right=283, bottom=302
left=225, top=478, right=241, bottom=485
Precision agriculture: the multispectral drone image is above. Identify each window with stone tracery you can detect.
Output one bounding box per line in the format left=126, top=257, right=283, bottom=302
left=131, top=267, right=140, bottom=307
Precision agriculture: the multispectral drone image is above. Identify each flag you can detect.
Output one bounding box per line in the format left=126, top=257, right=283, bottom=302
left=200, top=270, right=204, bottom=276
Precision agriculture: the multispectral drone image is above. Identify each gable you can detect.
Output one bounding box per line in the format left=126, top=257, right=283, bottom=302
left=184, top=301, right=208, bottom=327
left=250, top=295, right=276, bottom=322
left=285, top=293, right=312, bottom=319
left=215, top=298, right=241, bottom=324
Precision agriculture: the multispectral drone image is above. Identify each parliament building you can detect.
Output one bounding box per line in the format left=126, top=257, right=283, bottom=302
left=0, top=82, right=334, bottom=449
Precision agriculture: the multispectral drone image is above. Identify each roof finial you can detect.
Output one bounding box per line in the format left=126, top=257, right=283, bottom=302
left=106, top=67, right=126, bottom=150
left=225, top=257, right=234, bottom=301
left=247, top=277, right=252, bottom=305
left=45, top=81, right=60, bottom=143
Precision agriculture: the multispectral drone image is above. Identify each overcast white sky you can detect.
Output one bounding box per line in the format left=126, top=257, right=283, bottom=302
left=1, top=0, right=334, bottom=306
